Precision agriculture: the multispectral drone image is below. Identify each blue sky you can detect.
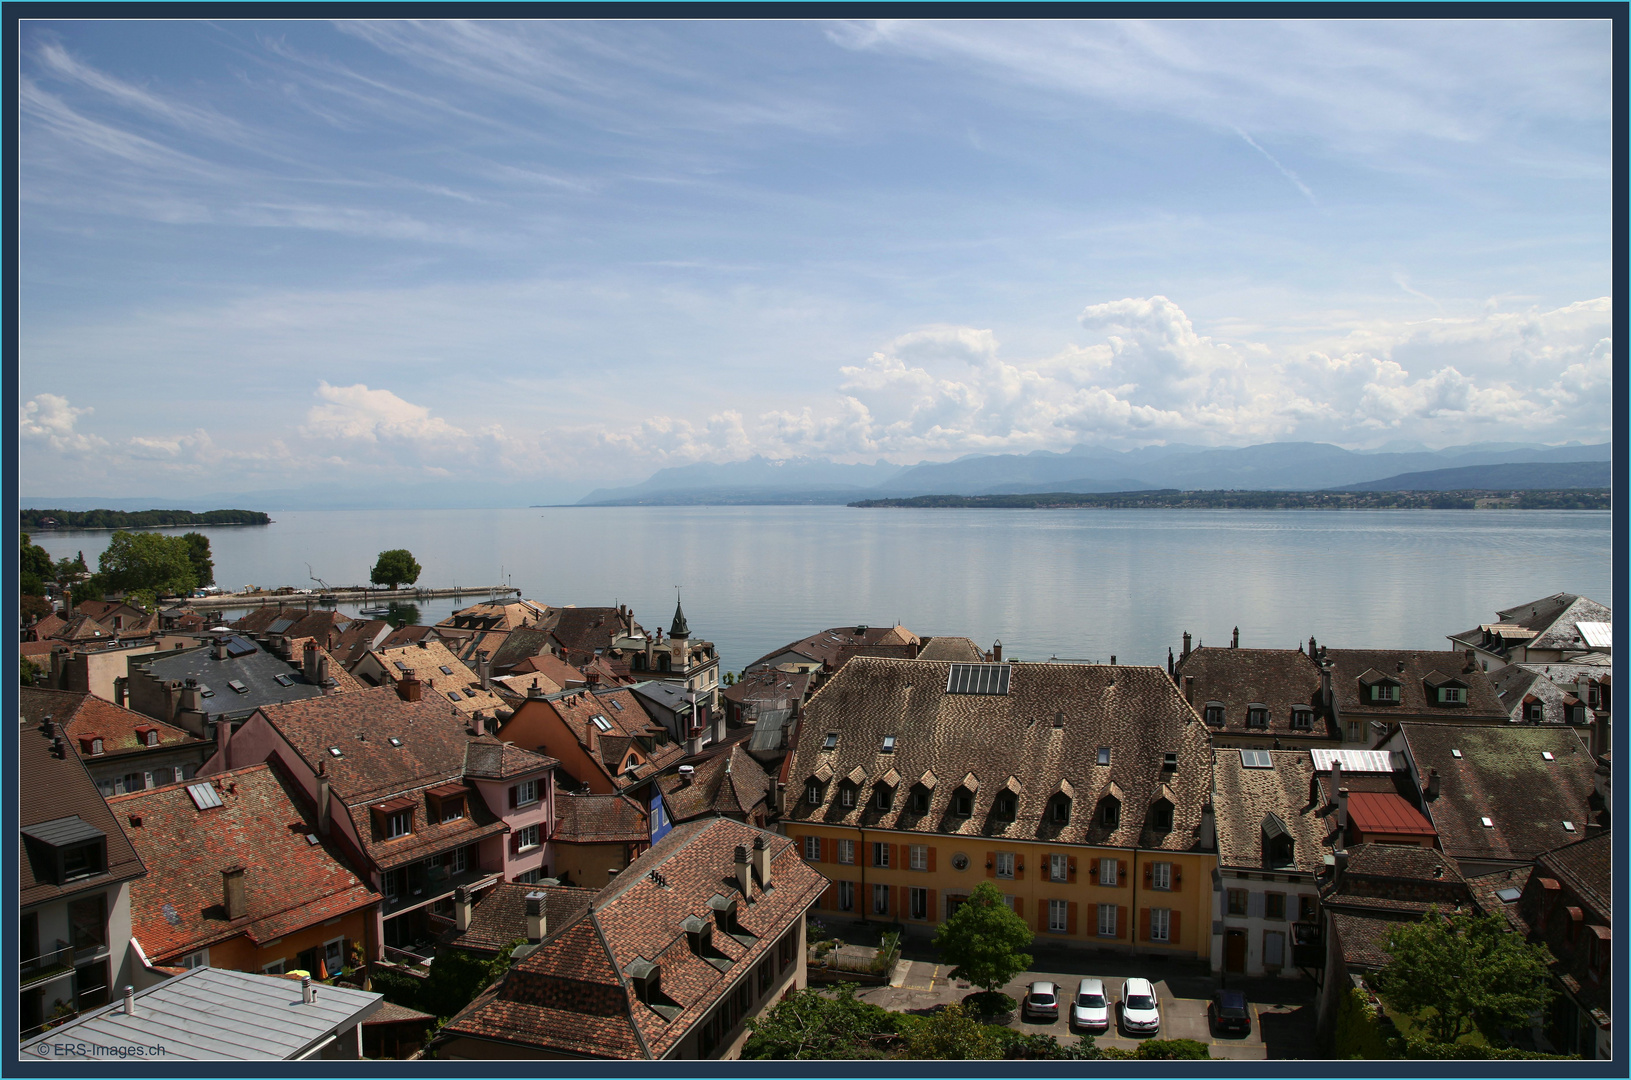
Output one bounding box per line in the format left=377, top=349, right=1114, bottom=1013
left=19, top=19, right=1612, bottom=503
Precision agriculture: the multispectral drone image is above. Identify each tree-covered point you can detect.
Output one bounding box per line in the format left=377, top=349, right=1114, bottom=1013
left=19, top=508, right=270, bottom=529
left=850, top=489, right=1610, bottom=510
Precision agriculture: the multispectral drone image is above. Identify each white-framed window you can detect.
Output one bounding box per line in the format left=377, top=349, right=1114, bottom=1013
left=837, top=880, right=855, bottom=911
left=1150, top=908, right=1171, bottom=942
left=910, top=887, right=928, bottom=920
left=1049, top=854, right=1068, bottom=883
left=910, top=844, right=928, bottom=870
left=1098, top=903, right=1118, bottom=937
left=324, top=937, right=344, bottom=974
left=806, top=781, right=822, bottom=805
left=262, top=959, right=286, bottom=975
left=1440, top=687, right=1465, bottom=704
left=1049, top=898, right=1069, bottom=932
left=1291, top=709, right=1312, bottom=730
left=512, top=780, right=538, bottom=806
left=517, top=824, right=541, bottom=851
left=872, top=883, right=890, bottom=916
left=143, top=730, right=160, bottom=747
left=179, top=948, right=209, bottom=970
left=1372, top=683, right=1399, bottom=702
left=1151, top=862, right=1172, bottom=891
left=872, top=842, right=890, bottom=868
left=837, top=839, right=855, bottom=865
left=995, top=852, right=1015, bottom=879
left=840, top=785, right=856, bottom=808
left=1099, top=859, right=1118, bottom=887
left=1246, top=706, right=1268, bottom=728
left=89, top=738, right=104, bottom=756
left=387, top=810, right=412, bottom=838
left=804, top=835, right=821, bottom=860
left=874, top=786, right=894, bottom=811
left=1527, top=702, right=1544, bottom=721
left=449, top=845, right=469, bottom=873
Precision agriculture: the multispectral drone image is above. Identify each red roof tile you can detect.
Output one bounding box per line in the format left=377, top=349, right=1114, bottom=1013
left=1347, top=791, right=1437, bottom=836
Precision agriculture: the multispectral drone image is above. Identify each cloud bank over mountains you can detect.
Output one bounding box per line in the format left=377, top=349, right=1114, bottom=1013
left=21, top=293, right=1611, bottom=501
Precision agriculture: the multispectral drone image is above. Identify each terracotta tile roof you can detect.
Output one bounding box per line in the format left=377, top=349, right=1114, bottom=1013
left=721, top=668, right=813, bottom=711
left=55, top=614, right=117, bottom=642
left=1212, top=748, right=1327, bottom=873
left=549, top=607, right=638, bottom=656
left=507, top=652, right=580, bottom=688
left=233, top=605, right=355, bottom=647
left=1401, top=723, right=1599, bottom=863
left=1325, top=649, right=1507, bottom=721
left=365, top=1000, right=437, bottom=1025
left=376, top=623, right=440, bottom=650
left=1328, top=910, right=1409, bottom=969
left=1176, top=647, right=1335, bottom=739
left=365, top=640, right=509, bottom=716
left=1524, top=831, right=1612, bottom=1016
left=282, top=638, right=367, bottom=694
left=1452, top=593, right=1612, bottom=655
left=1463, top=866, right=1532, bottom=933
left=915, top=636, right=987, bottom=663
left=30, top=612, right=67, bottom=641
left=745, top=624, right=919, bottom=672
left=1347, top=792, right=1437, bottom=837
left=1491, top=663, right=1604, bottom=725
left=20, top=719, right=146, bottom=908
left=1343, top=843, right=1463, bottom=884
left=443, top=881, right=597, bottom=956
left=464, top=740, right=557, bottom=781
left=785, top=658, right=1212, bottom=852
left=656, top=744, right=770, bottom=824
left=22, top=687, right=201, bottom=759
left=553, top=793, right=648, bottom=844
left=441, top=818, right=826, bottom=1059
left=108, top=763, right=376, bottom=961
left=330, top=619, right=391, bottom=669
left=545, top=688, right=684, bottom=791
left=1536, top=830, right=1610, bottom=916
left=487, top=626, right=556, bottom=673
left=492, top=670, right=565, bottom=697
left=20, top=640, right=56, bottom=659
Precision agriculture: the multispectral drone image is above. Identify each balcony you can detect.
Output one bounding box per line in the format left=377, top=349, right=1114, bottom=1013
left=382, top=866, right=498, bottom=918
left=20, top=940, right=73, bottom=989
left=1292, top=921, right=1325, bottom=968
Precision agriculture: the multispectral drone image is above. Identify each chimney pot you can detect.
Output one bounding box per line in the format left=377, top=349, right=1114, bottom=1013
left=1231, top=627, right=1239, bottom=649
left=1181, top=631, right=1192, bottom=660
left=992, top=640, right=1003, bottom=663
left=222, top=865, right=248, bottom=920
left=752, top=833, right=772, bottom=887
left=123, top=985, right=135, bottom=1016
left=301, top=975, right=313, bottom=1004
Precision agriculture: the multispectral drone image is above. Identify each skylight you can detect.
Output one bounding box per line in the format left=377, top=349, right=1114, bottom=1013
left=394, top=661, right=410, bottom=672
left=273, top=674, right=294, bottom=687
left=1096, top=746, right=1111, bottom=766
left=1451, top=749, right=1463, bottom=758
left=1480, top=816, right=1494, bottom=828
left=1563, top=821, right=1576, bottom=832
left=1541, top=751, right=1555, bottom=762
left=227, top=680, right=248, bottom=694
left=186, top=782, right=222, bottom=810
left=881, top=735, right=896, bottom=753
left=1240, top=749, right=1273, bottom=769
left=946, top=663, right=1011, bottom=695
left=448, top=692, right=461, bottom=701
left=822, top=732, right=839, bottom=751
left=1495, top=887, right=1521, bottom=903
left=610, top=700, right=623, bottom=711
left=440, top=665, right=454, bottom=676
left=591, top=714, right=613, bottom=732
left=328, top=747, right=343, bottom=757
left=388, top=737, right=403, bottom=747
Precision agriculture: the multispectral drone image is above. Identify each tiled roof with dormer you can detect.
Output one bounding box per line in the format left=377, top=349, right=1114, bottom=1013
left=1325, top=649, right=1507, bottom=721
left=442, top=881, right=598, bottom=957
left=1176, top=647, right=1335, bottom=740
left=363, top=639, right=508, bottom=716
left=22, top=687, right=201, bottom=760
left=1212, top=748, right=1327, bottom=874
left=783, top=658, right=1212, bottom=852
left=657, top=744, right=770, bottom=824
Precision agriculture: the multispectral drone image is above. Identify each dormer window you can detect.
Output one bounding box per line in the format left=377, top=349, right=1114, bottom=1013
left=839, top=784, right=856, bottom=808
left=874, top=786, right=894, bottom=811
left=1162, top=752, right=1178, bottom=771
left=1371, top=682, right=1400, bottom=703
left=387, top=810, right=412, bottom=838
left=1050, top=795, right=1070, bottom=823
left=993, top=793, right=1016, bottom=821
left=79, top=736, right=105, bottom=757
left=1263, top=813, right=1294, bottom=866
left=1246, top=705, right=1269, bottom=729
left=137, top=727, right=159, bottom=747
left=805, top=780, right=823, bottom=805
left=1100, top=798, right=1121, bottom=829
left=1527, top=702, right=1544, bottom=722
left=1439, top=687, right=1465, bottom=704
left=1148, top=799, right=1174, bottom=832
left=909, top=787, right=930, bottom=814
left=1203, top=703, right=1225, bottom=726
left=1291, top=708, right=1312, bottom=731
left=952, top=789, right=973, bottom=817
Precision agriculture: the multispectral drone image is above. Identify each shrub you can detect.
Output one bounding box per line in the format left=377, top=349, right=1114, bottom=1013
left=961, top=990, right=1015, bottom=1020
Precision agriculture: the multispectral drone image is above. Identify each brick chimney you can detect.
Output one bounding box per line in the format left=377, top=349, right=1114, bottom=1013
left=1181, top=631, right=1192, bottom=660
left=752, top=834, right=772, bottom=887
left=991, top=640, right=1002, bottom=663
left=222, top=865, right=247, bottom=920
left=525, top=891, right=547, bottom=943
left=455, top=885, right=474, bottom=932
left=398, top=669, right=422, bottom=703
left=1183, top=676, right=1194, bottom=705
left=1426, top=767, right=1441, bottom=800
left=527, top=680, right=545, bottom=700
left=1231, top=626, right=1239, bottom=649
left=734, top=844, right=752, bottom=896
left=476, top=650, right=491, bottom=691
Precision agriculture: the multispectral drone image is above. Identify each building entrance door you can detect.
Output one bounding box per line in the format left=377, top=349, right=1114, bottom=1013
left=1225, top=929, right=1247, bottom=974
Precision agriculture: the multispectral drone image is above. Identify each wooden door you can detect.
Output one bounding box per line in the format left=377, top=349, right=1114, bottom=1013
left=1225, top=929, right=1247, bottom=974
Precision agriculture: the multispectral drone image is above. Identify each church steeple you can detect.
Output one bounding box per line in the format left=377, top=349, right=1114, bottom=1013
left=670, top=595, right=690, bottom=639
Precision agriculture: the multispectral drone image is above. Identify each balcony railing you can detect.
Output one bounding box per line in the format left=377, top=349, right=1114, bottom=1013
left=20, top=940, right=73, bottom=988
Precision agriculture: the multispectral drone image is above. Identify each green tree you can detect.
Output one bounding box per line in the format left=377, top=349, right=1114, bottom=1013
left=181, top=532, right=214, bottom=587
left=742, top=985, right=898, bottom=1059
left=21, top=655, right=45, bottom=686
left=371, top=549, right=422, bottom=590
left=1374, top=906, right=1555, bottom=1046
left=903, top=1003, right=1000, bottom=1059
left=95, top=531, right=197, bottom=607
left=20, top=533, right=53, bottom=596
left=931, top=880, right=1033, bottom=997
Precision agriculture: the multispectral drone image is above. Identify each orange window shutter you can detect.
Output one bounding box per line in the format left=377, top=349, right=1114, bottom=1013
left=928, top=846, right=938, bottom=872
left=1140, top=907, right=1151, bottom=942
left=1119, top=860, right=1129, bottom=886
left=1013, top=897, right=1023, bottom=918
left=1067, top=901, right=1078, bottom=935
left=1117, top=905, right=1128, bottom=938
left=928, top=889, right=938, bottom=921
left=1170, top=911, right=1181, bottom=945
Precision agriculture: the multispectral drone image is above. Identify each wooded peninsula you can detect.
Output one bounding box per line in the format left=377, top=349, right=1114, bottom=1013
left=19, top=508, right=272, bottom=529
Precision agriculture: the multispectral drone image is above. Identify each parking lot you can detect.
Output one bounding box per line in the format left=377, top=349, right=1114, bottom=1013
left=859, top=944, right=1318, bottom=1060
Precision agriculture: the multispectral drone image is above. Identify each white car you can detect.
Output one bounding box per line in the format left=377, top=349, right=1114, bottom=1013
left=1120, top=977, right=1161, bottom=1034
left=1070, top=977, right=1110, bottom=1031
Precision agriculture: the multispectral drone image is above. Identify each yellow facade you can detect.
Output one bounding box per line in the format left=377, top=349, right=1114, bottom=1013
left=787, top=824, right=1214, bottom=959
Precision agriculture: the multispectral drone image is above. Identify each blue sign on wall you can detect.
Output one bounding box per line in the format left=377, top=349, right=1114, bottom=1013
left=649, top=788, right=672, bottom=843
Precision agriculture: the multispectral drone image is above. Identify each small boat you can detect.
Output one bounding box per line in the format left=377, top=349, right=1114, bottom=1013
left=358, top=606, right=392, bottom=617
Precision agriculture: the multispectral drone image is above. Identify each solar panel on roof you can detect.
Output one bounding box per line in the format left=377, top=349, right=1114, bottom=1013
left=267, top=618, right=296, bottom=634
left=187, top=782, right=223, bottom=810
left=226, top=635, right=257, bottom=657
left=1240, top=749, right=1274, bottom=769
left=946, top=663, right=1010, bottom=695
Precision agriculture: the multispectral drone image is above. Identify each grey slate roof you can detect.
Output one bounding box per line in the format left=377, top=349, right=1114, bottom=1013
left=19, top=966, right=381, bottom=1059
left=139, top=641, right=326, bottom=720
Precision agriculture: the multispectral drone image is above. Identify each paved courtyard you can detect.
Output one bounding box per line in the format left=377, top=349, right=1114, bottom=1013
left=857, top=943, right=1319, bottom=1060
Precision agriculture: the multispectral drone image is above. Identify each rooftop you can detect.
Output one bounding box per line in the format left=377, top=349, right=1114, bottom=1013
left=1212, top=748, right=1327, bottom=874
left=22, top=686, right=201, bottom=759
left=1175, top=647, right=1335, bottom=739
left=20, top=718, right=146, bottom=908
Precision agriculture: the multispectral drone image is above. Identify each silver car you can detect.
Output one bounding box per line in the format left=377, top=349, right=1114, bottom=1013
left=1070, top=977, right=1110, bottom=1031
left=1120, top=977, right=1161, bottom=1034
left=1022, top=981, right=1059, bottom=1022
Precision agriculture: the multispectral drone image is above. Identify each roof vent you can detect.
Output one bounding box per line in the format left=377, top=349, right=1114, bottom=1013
left=1480, top=816, right=1494, bottom=828
left=1451, top=748, right=1462, bottom=759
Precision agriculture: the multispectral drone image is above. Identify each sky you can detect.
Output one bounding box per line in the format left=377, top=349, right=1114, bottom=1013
left=18, top=19, right=1613, bottom=505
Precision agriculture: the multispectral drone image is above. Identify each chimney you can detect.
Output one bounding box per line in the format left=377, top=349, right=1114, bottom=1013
left=122, top=985, right=135, bottom=1016
left=1320, top=661, right=1333, bottom=711
left=222, top=865, right=247, bottom=920
left=303, top=640, right=320, bottom=683
left=301, top=975, right=314, bottom=1005
left=1463, top=649, right=1476, bottom=673
left=214, top=638, right=229, bottom=661
left=398, top=669, right=422, bottom=702
left=1110, top=655, right=1116, bottom=665
left=1396, top=659, right=1406, bottom=674
left=525, top=891, right=547, bottom=944
left=752, top=834, right=772, bottom=887
left=317, top=776, right=331, bottom=835
left=1328, top=760, right=1342, bottom=805
left=586, top=670, right=600, bottom=689
left=679, top=764, right=695, bottom=786
left=181, top=679, right=201, bottom=714
left=527, top=680, right=545, bottom=700
left=1198, top=802, right=1216, bottom=850
left=686, top=724, right=703, bottom=757
left=216, top=719, right=233, bottom=765
left=1333, top=847, right=1349, bottom=886
left=1231, top=626, right=1240, bottom=649
left=1426, top=768, right=1441, bottom=800
left=317, top=654, right=331, bottom=691
left=991, top=640, right=1002, bottom=663
left=1309, top=635, right=1317, bottom=656
left=1167, top=647, right=1175, bottom=677
left=1183, top=676, right=1194, bottom=704
left=607, top=866, right=620, bottom=884
left=1337, top=787, right=1350, bottom=833
left=114, top=676, right=128, bottom=708
left=1181, top=632, right=1192, bottom=660
left=455, top=885, right=474, bottom=932
left=734, top=844, right=752, bottom=896
left=477, top=650, right=491, bottom=691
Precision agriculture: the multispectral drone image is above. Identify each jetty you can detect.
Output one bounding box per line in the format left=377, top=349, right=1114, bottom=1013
left=183, top=585, right=520, bottom=611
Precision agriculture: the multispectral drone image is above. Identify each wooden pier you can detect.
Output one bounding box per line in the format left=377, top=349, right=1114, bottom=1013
left=183, top=586, right=520, bottom=611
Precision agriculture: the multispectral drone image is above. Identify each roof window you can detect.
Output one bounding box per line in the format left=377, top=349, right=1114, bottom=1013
left=881, top=735, right=896, bottom=754
left=186, top=782, right=223, bottom=810
left=394, top=661, right=410, bottom=672
left=946, top=663, right=1011, bottom=695
left=822, top=732, right=839, bottom=751
left=1563, top=821, right=1576, bottom=832
left=1451, top=748, right=1462, bottom=759
left=440, top=665, right=454, bottom=676
left=1163, top=751, right=1179, bottom=771
left=1495, top=886, right=1522, bottom=903
left=448, top=691, right=461, bottom=702
left=1541, top=751, right=1555, bottom=762
left=227, top=680, right=248, bottom=694
left=1096, top=746, right=1111, bottom=766
left=273, top=674, right=294, bottom=687
left=1240, top=749, right=1273, bottom=769
left=328, top=746, right=343, bottom=757
left=1480, top=816, right=1494, bottom=828
left=389, top=737, right=403, bottom=747
left=591, top=714, right=613, bottom=732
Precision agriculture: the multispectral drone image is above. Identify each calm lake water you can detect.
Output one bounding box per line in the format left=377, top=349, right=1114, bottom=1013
left=29, top=507, right=1612, bottom=673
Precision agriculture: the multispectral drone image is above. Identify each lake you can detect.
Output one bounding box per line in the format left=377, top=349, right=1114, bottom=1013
left=26, top=507, right=1612, bottom=674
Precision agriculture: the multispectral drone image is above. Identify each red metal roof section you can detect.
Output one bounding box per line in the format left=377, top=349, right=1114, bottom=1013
left=1348, top=791, right=1437, bottom=836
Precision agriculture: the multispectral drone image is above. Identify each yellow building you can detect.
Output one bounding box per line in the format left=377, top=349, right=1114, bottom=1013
left=782, top=658, right=1216, bottom=959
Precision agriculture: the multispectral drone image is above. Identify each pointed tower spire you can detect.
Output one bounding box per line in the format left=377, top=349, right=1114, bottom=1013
left=670, top=591, right=690, bottom=639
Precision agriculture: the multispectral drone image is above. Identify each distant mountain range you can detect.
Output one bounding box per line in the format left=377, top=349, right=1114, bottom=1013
left=575, top=441, right=1611, bottom=505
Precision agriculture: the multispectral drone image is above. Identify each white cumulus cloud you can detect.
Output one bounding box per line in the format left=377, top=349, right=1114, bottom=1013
left=19, top=393, right=106, bottom=453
